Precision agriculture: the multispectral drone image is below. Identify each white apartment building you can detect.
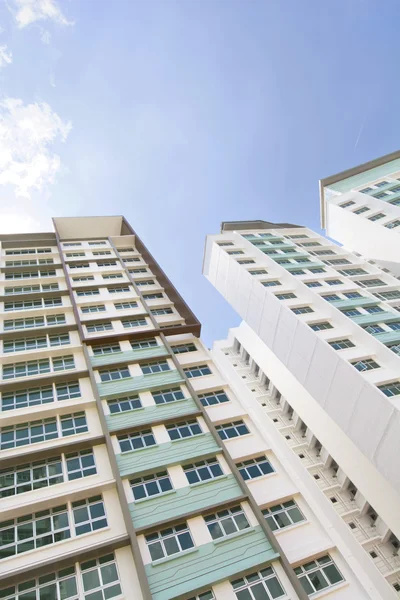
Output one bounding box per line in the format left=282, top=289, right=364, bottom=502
left=203, top=212, right=400, bottom=599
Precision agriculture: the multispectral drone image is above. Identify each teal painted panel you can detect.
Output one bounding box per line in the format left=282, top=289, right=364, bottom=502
left=259, top=242, right=294, bottom=250
left=330, top=297, right=378, bottom=309
left=130, top=475, right=243, bottom=529
left=116, top=434, right=220, bottom=478
left=284, top=261, right=324, bottom=271
left=105, top=397, right=199, bottom=432
left=97, top=369, right=184, bottom=399
left=268, top=251, right=309, bottom=260
left=90, top=345, right=169, bottom=368
left=145, top=526, right=279, bottom=600
left=351, top=311, right=400, bottom=327
left=326, top=158, right=400, bottom=194
left=374, top=331, right=400, bottom=344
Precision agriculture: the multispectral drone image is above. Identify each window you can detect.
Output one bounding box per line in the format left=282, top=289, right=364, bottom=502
left=187, top=592, right=215, bottom=600
left=312, top=249, right=335, bottom=256
left=0, top=456, right=63, bottom=498
left=309, top=322, right=332, bottom=331
left=218, top=242, right=234, bottom=246
left=130, top=471, right=173, bottom=500
left=183, top=458, right=223, bottom=484
left=356, top=278, right=385, bottom=287
left=64, top=242, right=81, bottom=246
left=237, top=456, right=274, bottom=480
left=290, top=270, right=306, bottom=275
left=364, top=306, right=384, bottom=314
left=238, top=259, right=255, bottom=265
left=56, top=381, right=81, bottom=400
left=92, top=251, right=111, bottom=255
left=353, top=206, right=370, bottom=215
left=81, top=553, right=122, bottom=600
left=92, top=343, right=121, bottom=355
left=1, top=385, right=53, bottom=411
left=275, top=292, right=296, bottom=300
left=77, top=288, right=100, bottom=297
left=388, top=322, right=400, bottom=331
left=198, top=389, right=230, bottom=406
left=72, top=495, right=107, bottom=535
left=81, top=304, right=106, bottom=313
left=97, top=261, right=117, bottom=267
left=231, top=567, right=286, bottom=600
left=118, top=429, right=156, bottom=453
left=4, top=316, right=45, bottom=331
left=326, top=279, right=343, bottom=286
left=123, top=257, right=140, bottom=263
left=129, top=268, right=148, bottom=274
left=324, top=259, right=350, bottom=265
left=108, top=395, right=142, bottom=413
left=301, top=241, right=320, bottom=247
left=249, top=269, right=267, bottom=275
left=375, top=181, right=389, bottom=188
left=143, top=292, right=164, bottom=299
left=4, top=284, right=40, bottom=295
left=66, top=252, right=85, bottom=257
left=385, top=220, right=400, bottom=229
left=291, top=306, right=313, bottom=315
left=340, top=308, right=361, bottom=317
left=369, top=212, right=386, bottom=221
left=375, top=290, right=400, bottom=300
left=89, top=241, right=107, bottom=246
left=99, top=367, right=130, bottom=382
left=141, top=361, right=170, bottom=374
left=374, top=191, right=389, bottom=199
left=216, top=420, right=249, bottom=440
left=351, top=358, right=380, bottom=371
left=47, top=314, right=66, bottom=326
left=329, top=338, right=355, bottom=350
left=0, top=505, right=70, bottom=559
left=363, top=325, right=384, bottom=334
left=60, top=412, right=88, bottom=436
left=151, top=308, right=174, bottom=316
left=136, top=279, right=155, bottom=286
left=145, top=522, right=194, bottom=561
left=0, top=417, right=57, bottom=450
left=295, top=555, right=344, bottom=595
left=227, top=251, right=244, bottom=255
left=73, top=275, right=95, bottom=282
left=52, top=355, right=75, bottom=372
left=183, top=364, right=212, bottom=378
left=117, top=247, right=134, bottom=252
left=86, top=322, right=113, bottom=332
left=114, top=301, right=138, bottom=309
left=340, top=200, right=355, bottom=208
left=322, top=294, right=340, bottom=301
left=50, top=333, right=71, bottom=346
left=69, top=263, right=90, bottom=269
left=166, top=420, right=202, bottom=440
left=66, top=450, right=97, bottom=480
left=205, top=505, right=249, bottom=540
left=339, top=268, right=367, bottom=276
left=3, top=336, right=47, bottom=353
left=343, top=291, right=362, bottom=299
left=4, top=299, right=42, bottom=311
left=107, top=286, right=130, bottom=293
left=262, top=500, right=305, bottom=530
left=305, top=281, right=322, bottom=288
left=309, top=268, right=325, bottom=274
left=102, top=273, right=123, bottom=280
left=131, top=339, right=158, bottom=350
left=121, top=317, right=147, bottom=328
left=262, top=280, right=281, bottom=287
left=152, top=387, right=184, bottom=404
left=3, top=358, right=50, bottom=380
left=378, top=381, right=400, bottom=397
left=172, top=342, right=197, bottom=354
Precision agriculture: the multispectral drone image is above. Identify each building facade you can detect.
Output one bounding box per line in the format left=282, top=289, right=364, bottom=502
left=0, top=215, right=319, bottom=600
left=203, top=211, right=400, bottom=598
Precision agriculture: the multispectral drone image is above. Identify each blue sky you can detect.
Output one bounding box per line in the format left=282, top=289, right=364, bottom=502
left=0, top=0, right=399, bottom=346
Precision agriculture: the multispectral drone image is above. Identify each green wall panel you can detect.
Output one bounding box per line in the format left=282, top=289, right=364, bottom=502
left=97, top=369, right=184, bottom=399
left=326, top=158, right=400, bottom=194
left=330, top=297, right=378, bottom=309
left=145, top=526, right=279, bottom=600
left=105, top=397, right=199, bottom=432
left=351, top=311, right=399, bottom=327
left=129, top=475, right=243, bottom=529
left=116, top=433, right=220, bottom=478
left=90, top=345, right=169, bottom=368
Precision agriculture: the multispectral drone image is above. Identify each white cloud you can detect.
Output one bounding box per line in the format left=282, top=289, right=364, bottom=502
left=49, top=71, right=56, bottom=87
left=0, top=45, right=12, bottom=68
left=12, top=0, right=73, bottom=29
left=0, top=212, right=47, bottom=233
left=0, top=97, right=71, bottom=198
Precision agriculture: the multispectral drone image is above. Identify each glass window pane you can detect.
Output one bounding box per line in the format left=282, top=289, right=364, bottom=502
left=323, top=564, right=343, bottom=585
left=265, top=577, right=285, bottom=599
left=251, top=583, right=269, bottom=600
left=82, top=570, right=101, bottom=591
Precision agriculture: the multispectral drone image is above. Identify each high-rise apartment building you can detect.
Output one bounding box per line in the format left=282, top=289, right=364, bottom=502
left=203, top=156, right=400, bottom=599
left=0, top=215, right=325, bottom=600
